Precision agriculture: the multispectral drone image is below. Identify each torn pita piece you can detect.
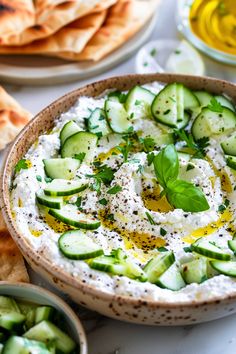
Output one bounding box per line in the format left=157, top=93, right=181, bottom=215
left=55, top=0, right=160, bottom=62
left=0, top=211, right=29, bottom=283
left=0, top=86, right=32, bottom=150
left=0, top=10, right=107, bottom=54
left=0, top=0, right=116, bottom=46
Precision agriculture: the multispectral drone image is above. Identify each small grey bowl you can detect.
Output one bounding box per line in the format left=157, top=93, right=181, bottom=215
left=0, top=281, right=87, bottom=354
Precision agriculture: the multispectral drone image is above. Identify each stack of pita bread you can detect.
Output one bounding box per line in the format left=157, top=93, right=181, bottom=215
left=0, top=87, right=30, bottom=282
left=0, top=0, right=159, bottom=62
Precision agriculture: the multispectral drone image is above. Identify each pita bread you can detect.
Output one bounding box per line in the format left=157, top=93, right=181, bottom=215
left=0, top=11, right=107, bottom=54
left=0, top=0, right=116, bottom=46
left=55, top=0, right=160, bottom=62
left=0, top=0, right=34, bottom=38
left=0, top=86, right=32, bottom=150
left=0, top=212, right=29, bottom=283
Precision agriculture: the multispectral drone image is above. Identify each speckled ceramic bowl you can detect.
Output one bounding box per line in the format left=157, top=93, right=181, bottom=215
left=0, top=282, right=87, bottom=353
left=2, top=74, right=236, bottom=326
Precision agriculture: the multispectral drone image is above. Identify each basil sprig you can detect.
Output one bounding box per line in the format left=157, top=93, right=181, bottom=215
left=153, top=145, right=210, bottom=212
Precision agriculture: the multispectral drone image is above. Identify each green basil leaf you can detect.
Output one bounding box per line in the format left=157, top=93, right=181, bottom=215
left=166, top=179, right=210, bottom=212
left=153, top=144, right=179, bottom=188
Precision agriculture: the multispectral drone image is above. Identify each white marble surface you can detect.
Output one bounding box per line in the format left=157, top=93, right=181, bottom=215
left=1, top=0, right=236, bottom=353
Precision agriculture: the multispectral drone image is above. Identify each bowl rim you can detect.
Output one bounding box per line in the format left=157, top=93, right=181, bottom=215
left=0, top=281, right=88, bottom=353
left=2, top=73, right=236, bottom=309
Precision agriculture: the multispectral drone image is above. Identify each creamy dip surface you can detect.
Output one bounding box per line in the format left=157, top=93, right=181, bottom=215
left=11, top=82, right=236, bottom=303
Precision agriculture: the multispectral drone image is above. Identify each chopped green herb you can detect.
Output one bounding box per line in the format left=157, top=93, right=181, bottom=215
left=107, top=213, right=115, bottom=221
left=140, top=136, right=155, bottom=153
left=163, top=109, right=171, bottom=115
left=158, top=247, right=168, bottom=252
left=137, top=164, right=144, bottom=174
left=99, top=198, right=108, bottom=205
left=175, top=50, right=181, bottom=54
left=36, top=175, right=42, bottom=182
left=169, top=97, right=176, bottom=103
left=150, top=48, right=157, bottom=56
left=74, top=152, right=86, bottom=163
left=183, top=246, right=192, bottom=253
left=145, top=211, right=155, bottom=225
left=218, top=199, right=230, bottom=212
left=107, top=185, right=122, bottom=195
left=87, top=165, right=115, bottom=193
left=147, top=152, right=155, bottom=166
left=174, top=129, right=209, bottom=159
left=135, top=100, right=142, bottom=106
left=45, top=177, right=53, bottom=183
left=186, top=163, right=195, bottom=171
left=108, top=91, right=127, bottom=103
left=14, top=159, right=29, bottom=173
left=160, top=227, right=167, bottom=236
left=208, top=97, right=224, bottom=113
left=143, top=62, right=148, bottom=67
left=116, top=135, right=133, bottom=162
left=75, top=196, right=82, bottom=208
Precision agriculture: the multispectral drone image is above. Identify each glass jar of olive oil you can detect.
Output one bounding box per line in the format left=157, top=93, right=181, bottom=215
left=177, top=0, right=236, bottom=65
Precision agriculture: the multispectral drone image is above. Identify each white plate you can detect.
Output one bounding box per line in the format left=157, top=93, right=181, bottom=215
left=0, top=15, right=156, bottom=86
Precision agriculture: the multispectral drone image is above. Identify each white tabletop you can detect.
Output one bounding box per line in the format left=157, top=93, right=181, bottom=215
left=1, top=0, right=236, bottom=353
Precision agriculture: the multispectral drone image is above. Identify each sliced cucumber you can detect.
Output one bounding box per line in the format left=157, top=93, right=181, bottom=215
left=61, top=131, right=98, bottom=163
left=35, top=306, right=54, bottom=325
left=191, top=107, right=236, bottom=140
left=183, top=86, right=200, bottom=110
left=221, top=133, right=236, bottom=156
left=226, top=155, right=236, bottom=170
left=88, top=255, right=126, bottom=275
left=44, top=179, right=87, bottom=197
left=228, top=240, right=236, bottom=253
left=215, top=95, right=236, bottom=112
left=3, top=336, right=52, bottom=354
left=194, top=91, right=214, bottom=107
left=36, top=191, right=63, bottom=209
left=43, top=158, right=80, bottom=180
left=191, top=238, right=231, bottom=260
left=105, top=99, right=132, bottom=134
left=0, top=311, right=25, bottom=331
left=210, top=260, right=236, bottom=277
left=181, top=257, right=208, bottom=284
left=60, top=120, right=80, bottom=146
left=151, top=83, right=197, bottom=129
left=23, top=320, right=76, bottom=354
left=125, top=86, right=155, bottom=119
left=59, top=230, right=104, bottom=260
left=155, top=264, right=185, bottom=291
left=49, top=207, right=101, bottom=230
left=88, top=108, right=111, bottom=137
left=111, top=248, right=147, bottom=281
left=143, top=251, right=175, bottom=284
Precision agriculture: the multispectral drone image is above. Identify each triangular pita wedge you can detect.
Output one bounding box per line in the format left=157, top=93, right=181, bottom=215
left=0, top=86, right=32, bottom=150
left=0, top=0, right=117, bottom=46
left=0, top=0, right=34, bottom=38
left=0, top=211, right=29, bottom=283
left=54, top=0, right=160, bottom=62
left=0, top=11, right=107, bottom=54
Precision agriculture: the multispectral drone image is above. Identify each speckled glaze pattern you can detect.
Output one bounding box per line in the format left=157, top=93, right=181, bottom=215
left=1, top=74, right=236, bottom=326
left=0, top=282, right=88, bottom=353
